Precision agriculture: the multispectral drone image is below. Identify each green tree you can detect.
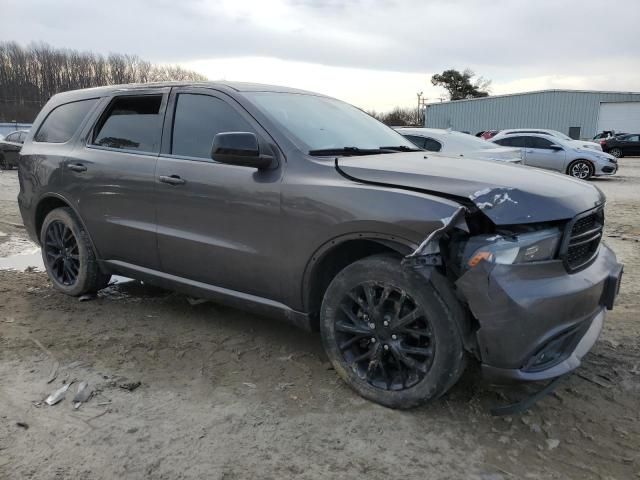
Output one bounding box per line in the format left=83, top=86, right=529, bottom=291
left=431, top=68, right=490, bottom=101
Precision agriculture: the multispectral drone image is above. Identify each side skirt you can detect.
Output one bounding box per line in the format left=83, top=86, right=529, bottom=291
left=100, top=260, right=313, bottom=331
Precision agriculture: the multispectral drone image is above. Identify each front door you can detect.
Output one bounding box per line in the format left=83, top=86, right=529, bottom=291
left=67, top=89, right=170, bottom=270
left=155, top=88, right=282, bottom=301
left=621, top=134, right=640, bottom=155
left=523, top=136, right=566, bottom=171
left=2, top=131, right=23, bottom=165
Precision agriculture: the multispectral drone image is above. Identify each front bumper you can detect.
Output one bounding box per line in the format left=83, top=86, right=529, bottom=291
left=456, top=243, right=622, bottom=383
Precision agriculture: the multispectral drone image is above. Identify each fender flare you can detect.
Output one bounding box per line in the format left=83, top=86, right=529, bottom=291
left=301, top=232, right=418, bottom=311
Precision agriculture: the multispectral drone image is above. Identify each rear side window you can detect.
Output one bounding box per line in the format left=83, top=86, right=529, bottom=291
left=403, top=135, right=426, bottom=149
left=495, top=136, right=526, bottom=148
left=171, top=94, right=254, bottom=159
left=34, top=99, right=97, bottom=143
left=423, top=137, right=442, bottom=152
left=93, top=95, right=163, bottom=153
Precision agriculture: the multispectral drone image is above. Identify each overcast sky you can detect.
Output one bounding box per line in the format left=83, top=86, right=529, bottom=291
left=3, top=0, right=639, bottom=111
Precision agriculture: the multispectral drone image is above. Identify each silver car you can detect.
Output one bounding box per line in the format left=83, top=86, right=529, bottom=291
left=494, top=128, right=603, bottom=151
left=490, top=132, right=617, bottom=179
left=397, top=127, right=522, bottom=163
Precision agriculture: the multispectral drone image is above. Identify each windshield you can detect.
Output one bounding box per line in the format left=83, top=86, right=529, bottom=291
left=443, top=132, right=500, bottom=150
left=547, top=130, right=572, bottom=141
left=246, top=92, right=416, bottom=153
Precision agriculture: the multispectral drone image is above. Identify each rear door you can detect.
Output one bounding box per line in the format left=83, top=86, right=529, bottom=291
left=155, top=87, right=283, bottom=300
left=68, top=89, right=170, bottom=269
left=522, top=136, right=566, bottom=171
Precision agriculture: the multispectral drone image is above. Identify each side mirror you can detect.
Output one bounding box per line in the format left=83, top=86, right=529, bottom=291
left=211, top=132, right=273, bottom=169
left=549, top=144, right=563, bottom=151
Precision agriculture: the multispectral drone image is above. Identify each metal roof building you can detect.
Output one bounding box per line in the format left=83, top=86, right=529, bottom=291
left=424, top=89, right=640, bottom=140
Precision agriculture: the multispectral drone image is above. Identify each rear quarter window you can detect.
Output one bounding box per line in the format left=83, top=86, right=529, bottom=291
left=34, top=98, right=98, bottom=143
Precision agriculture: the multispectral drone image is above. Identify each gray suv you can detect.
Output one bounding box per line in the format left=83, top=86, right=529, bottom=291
left=18, top=82, right=623, bottom=409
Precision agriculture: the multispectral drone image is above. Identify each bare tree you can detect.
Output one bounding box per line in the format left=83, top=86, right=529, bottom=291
left=0, top=41, right=208, bottom=122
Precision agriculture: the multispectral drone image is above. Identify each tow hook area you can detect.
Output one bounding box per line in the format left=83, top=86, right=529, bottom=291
left=401, top=206, right=467, bottom=270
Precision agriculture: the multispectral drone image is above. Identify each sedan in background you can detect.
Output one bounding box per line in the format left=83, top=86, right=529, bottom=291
left=397, top=128, right=522, bottom=163
left=490, top=133, right=617, bottom=179
left=496, top=128, right=603, bottom=151
left=0, top=129, right=28, bottom=169
left=601, top=133, right=640, bottom=158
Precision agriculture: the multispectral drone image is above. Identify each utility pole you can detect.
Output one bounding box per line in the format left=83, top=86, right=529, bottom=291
left=416, top=91, right=423, bottom=126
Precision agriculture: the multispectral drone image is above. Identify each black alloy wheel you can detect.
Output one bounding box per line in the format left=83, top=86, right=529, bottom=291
left=336, top=282, right=435, bottom=390
left=44, top=220, right=80, bottom=286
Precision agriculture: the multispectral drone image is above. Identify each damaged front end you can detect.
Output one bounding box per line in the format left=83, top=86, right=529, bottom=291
left=402, top=188, right=623, bottom=385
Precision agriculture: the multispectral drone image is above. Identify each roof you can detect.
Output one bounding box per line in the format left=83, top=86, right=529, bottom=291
left=51, top=81, right=320, bottom=103
left=426, top=89, right=640, bottom=106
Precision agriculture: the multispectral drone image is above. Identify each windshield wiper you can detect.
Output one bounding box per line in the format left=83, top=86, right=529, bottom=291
left=308, top=147, right=397, bottom=157
left=379, top=145, right=423, bottom=152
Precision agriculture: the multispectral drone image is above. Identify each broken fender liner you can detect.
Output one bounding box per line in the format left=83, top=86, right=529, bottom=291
left=402, top=205, right=468, bottom=269
left=490, top=374, right=568, bottom=416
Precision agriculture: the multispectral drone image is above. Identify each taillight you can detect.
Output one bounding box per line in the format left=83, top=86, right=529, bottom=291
left=599, top=139, right=606, bottom=144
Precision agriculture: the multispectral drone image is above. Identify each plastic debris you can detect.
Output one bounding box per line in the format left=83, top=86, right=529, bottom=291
left=79, top=294, right=96, bottom=302
left=119, top=381, right=141, bottom=392
left=45, top=383, right=71, bottom=406
left=242, top=382, right=257, bottom=389
left=72, top=381, right=92, bottom=409
left=16, top=422, right=29, bottom=429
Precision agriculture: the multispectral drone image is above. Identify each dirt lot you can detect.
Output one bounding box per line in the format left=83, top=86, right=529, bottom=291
left=1, top=162, right=639, bottom=480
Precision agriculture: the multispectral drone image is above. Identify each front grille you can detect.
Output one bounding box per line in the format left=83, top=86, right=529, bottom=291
left=562, top=207, right=604, bottom=272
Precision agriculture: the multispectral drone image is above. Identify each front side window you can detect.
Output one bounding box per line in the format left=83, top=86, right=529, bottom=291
left=246, top=92, right=416, bottom=152
left=529, top=137, right=555, bottom=149
left=34, top=99, right=97, bottom=143
left=171, top=94, right=254, bottom=159
left=93, top=95, right=163, bottom=153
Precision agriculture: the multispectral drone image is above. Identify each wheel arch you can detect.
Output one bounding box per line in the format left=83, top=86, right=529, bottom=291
left=301, top=233, right=417, bottom=328
left=34, top=194, right=100, bottom=258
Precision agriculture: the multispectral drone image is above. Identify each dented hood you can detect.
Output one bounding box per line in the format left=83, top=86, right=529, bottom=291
left=336, top=152, right=605, bottom=225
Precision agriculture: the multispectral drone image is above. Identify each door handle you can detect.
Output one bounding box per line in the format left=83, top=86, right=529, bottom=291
left=159, top=175, right=186, bottom=186
left=67, top=163, right=87, bottom=173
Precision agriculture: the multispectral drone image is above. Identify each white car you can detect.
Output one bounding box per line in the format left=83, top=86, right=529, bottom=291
left=396, top=128, right=522, bottom=163
left=489, top=132, right=617, bottom=179
left=492, top=128, right=603, bottom=151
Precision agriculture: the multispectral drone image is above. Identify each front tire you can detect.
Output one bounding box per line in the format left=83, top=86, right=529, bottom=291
left=40, top=207, right=110, bottom=296
left=320, top=254, right=465, bottom=409
left=567, top=160, right=593, bottom=180
left=609, top=147, right=623, bottom=158
left=0, top=154, right=7, bottom=170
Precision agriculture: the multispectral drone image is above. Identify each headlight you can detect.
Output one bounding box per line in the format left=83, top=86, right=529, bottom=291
left=463, top=228, right=562, bottom=268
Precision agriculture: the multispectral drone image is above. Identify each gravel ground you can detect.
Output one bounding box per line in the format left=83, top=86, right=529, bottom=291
left=0, top=162, right=639, bottom=480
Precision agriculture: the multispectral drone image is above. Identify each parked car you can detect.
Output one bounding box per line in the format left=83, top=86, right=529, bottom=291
left=496, top=128, right=603, bottom=151
left=592, top=130, right=627, bottom=141
left=0, top=129, right=28, bottom=169
left=19, top=82, right=622, bottom=409
left=396, top=127, right=522, bottom=163
left=479, top=130, right=500, bottom=140
left=600, top=133, right=640, bottom=158
left=490, top=133, right=617, bottom=179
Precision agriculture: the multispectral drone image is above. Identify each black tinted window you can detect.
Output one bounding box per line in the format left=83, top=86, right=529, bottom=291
left=34, top=99, right=97, bottom=143
left=93, top=95, right=163, bottom=153
left=171, top=94, right=254, bottom=159
left=495, top=137, right=526, bottom=148
left=403, top=135, right=426, bottom=149
left=529, top=137, right=554, bottom=149
left=423, top=138, right=442, bottom=152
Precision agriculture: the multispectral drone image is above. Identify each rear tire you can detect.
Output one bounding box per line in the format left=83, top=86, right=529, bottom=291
left=0, top=154, right=7, bottom=170
left=609, top=148, right=623, bottom=158
left=567, top=160, right=593, bottom=180
left=40, top=207, right=110, bottom=296
left=320, top=254, right=465, bottom=409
